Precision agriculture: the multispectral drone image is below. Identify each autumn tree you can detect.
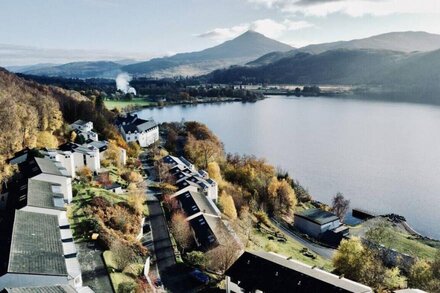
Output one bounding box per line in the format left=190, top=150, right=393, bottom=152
left=77, top=166, right=93, bottom=182
left=170, top=212, right=193, bottom=253
left=365, top=220, right=392, bottom=247
left=267, top=177, right=297, bottom=216
left=331, top=192, right=350, bottom=221
left=36, top=131, right=58, bottom=148
left=206, top=230, right=242, bottom=275
left=110, top=240, right=142, bottom=271
left=207, top=161, right=223, bottom=184
left=219, top=190, right=237, bottom=219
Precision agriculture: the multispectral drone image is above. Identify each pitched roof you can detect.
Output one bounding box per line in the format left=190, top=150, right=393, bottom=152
left=175, top=191, right=219, bottom=217
left=4, top=285, right=77, bottom=293
left=226, top=251, right=373, bottom=293
left=26, top=179, right=65, bottom=210
left=8, top=210, right=68, bottom=276
left=295, top=208, right=340, bottom=225
left=117, top=113, right=157, bottom=133
left=189, top=214, right=219, bottom=249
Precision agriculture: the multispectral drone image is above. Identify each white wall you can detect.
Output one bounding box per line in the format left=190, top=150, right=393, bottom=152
left=123, top=126, right=159, bottom=148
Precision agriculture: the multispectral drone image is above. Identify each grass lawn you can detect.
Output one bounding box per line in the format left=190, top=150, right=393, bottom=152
left=103, top=250, right=138, bottom=292
left=104, top=99, right=155, bottom=110
left=350, top=218, right=440, bottom=261
left=247, top=224, right=334, bottom=271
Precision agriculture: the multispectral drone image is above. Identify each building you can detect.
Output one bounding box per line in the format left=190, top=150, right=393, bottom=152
left=294, top=208, right=349, bottom=246
left=18, top=158, right=72, bottom=204
left=69, top=120, right=98, bottom=142
left=57, top=143, right=101, bottom=175
left=225, top=251, right=373, bottom=293
left=116, top=113, right=159, bottom=147
left=2, top=284, right=94, bottom=293
left=8, top=179, right=65, bottom=216
left=0, top=210, right=82, bottom=290
left=164, top=155, right=218, bottom=202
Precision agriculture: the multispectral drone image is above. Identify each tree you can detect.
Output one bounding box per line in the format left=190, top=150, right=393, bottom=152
left=110, top=240, right=142, bottom=271
left=206, top=231, right=241, bottom=275
left=219, top=190, right=237, bottom=219
left=408, top=259, right=434, bottom=289
left=383, top=267, right=407, bottom=290
left=77, top=166, right=93, bottom=182
left=36, top=131, right=58, bottom=148
left=331, top=192, right=350, bottom=221
left=333, top=237, right=365, bottom=281
left=365, top=221, right=392, bottom=247
left=267, top=177, right=297, bottom=215
left=207, top=161, right=222, bottom=184
left=118, top=281, right=136, bottom=293
left=170, top=212, right=193, bottom=253
left=75, top=134, right=86, bottom=144
left=70, top=131, right=77, bottom=142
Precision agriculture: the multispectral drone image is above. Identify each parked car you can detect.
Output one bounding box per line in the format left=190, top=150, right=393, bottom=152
left=190, top=269, right=209, bottom=285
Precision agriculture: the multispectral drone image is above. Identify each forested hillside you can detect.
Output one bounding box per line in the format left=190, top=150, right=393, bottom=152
left=0, top=67, right=124, bottom=185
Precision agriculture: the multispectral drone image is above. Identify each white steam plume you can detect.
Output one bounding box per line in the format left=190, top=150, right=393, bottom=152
left=116, top=72, right=136, bottom=95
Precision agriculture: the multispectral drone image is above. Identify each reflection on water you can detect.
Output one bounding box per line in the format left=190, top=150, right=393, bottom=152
left=137, top=96, right=440, bottom=239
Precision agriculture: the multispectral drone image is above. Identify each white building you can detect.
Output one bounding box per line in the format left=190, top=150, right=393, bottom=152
left=116, top=114, right=159, bottom=147
left=19, top=157, right=72, bottom=204
left=0, top=210, right=83, bottom=290
left=54, top=142, right=101, bottom=175
left=70, top=120, right=98, bottom=142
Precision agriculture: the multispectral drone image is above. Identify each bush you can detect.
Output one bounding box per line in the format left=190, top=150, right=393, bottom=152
left=118, top=281, right=136, bottom=293
left=90, top=196, right=112, bottom=209
left=255, top=211, right=271, bottom=227
left=185, top=251, right=207, bottom=269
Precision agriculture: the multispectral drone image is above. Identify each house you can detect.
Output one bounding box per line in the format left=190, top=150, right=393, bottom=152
left=173, top=191, right=221, bottom=220
left=294, top=208, right=349, bottom=246
left=41, top=149, right=75, bottom=178
left=189, top=214, right=227, bottom=249
left=103, top=183, right=123, bottom=194
left=88, top=140, right=126, bottom=166
left=69, top=120, right=98, bottom=142
left=2, top=284, right=94, bottom=293
left=0, top=210, right=82, bottom=290
left=8, top=179, right=66, bottom=216
left=18, top=157, right=72, bottom=204
left=165, top=155, right=218, bottom=202
left=225, top=251, right=373, bottom=293
left=115, top=113, right=159, bottom=147
left=57, top=143, right=101, bottom=174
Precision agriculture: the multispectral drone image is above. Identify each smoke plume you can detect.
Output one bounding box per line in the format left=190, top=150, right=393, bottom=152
left=116, top=72, right=136, bottom=95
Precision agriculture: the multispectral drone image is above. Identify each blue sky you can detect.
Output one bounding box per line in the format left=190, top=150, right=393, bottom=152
left=1, top=0, right=440, bottom=65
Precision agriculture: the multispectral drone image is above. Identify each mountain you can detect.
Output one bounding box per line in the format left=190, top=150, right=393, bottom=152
left=122, top=30, right=293, bottom=77
left=301, top=31, right=440, bottom=54
left=248, top=31, right=440, bottom=67
left=19, top=61, right=123, bottom=79
left=208, top=47, right=440, bottom=101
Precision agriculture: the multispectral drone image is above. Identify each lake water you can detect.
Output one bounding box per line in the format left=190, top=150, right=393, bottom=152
left=137, top=96, right=440, bottom=239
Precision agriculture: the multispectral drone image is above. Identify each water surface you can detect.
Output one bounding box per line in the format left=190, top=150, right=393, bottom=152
left=137, top=96, right=440, bottom=239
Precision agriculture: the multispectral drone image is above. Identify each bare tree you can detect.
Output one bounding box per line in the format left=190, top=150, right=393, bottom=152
left=170, top=212, right=193, bottom=253
left=332, top=192, right=350, bottom=221
left=206, top=230, right=242, bottom=275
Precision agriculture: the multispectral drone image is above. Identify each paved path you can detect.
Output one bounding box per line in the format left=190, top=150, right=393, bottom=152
left=77, top=242, right=114, bottom=293
left=271, top=218, right=336, bottom=260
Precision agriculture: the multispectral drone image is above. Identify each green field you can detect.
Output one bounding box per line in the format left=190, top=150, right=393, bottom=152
left=104, top=99, right=154, bottom=110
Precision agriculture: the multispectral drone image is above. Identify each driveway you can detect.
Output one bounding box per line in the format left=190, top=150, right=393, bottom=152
left=77, top=242, right=113, bottom=293
left=271, top=218, right=336, bottom=260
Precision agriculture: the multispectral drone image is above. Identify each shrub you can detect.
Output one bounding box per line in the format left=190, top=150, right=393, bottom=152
left=118, top=281, right=136, bottom=293
left=255, top=211, right=271, bottom=227
left=185, top=251, right=207, bottom=269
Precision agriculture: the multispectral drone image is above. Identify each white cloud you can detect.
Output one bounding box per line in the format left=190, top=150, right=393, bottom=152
left=196, top=18, right=314, bottom=42
left=247, top=0, right=440, bottom=17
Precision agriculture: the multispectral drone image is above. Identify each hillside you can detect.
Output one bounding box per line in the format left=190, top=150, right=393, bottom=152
left=211, top=49, right=407, bottom=84
left=249, top=31, right=440, bottom=67
left=0, top=67, right=122, bottom=184
left=18, top=61, right=122, bottom=79
left=122, top=30, right=293, bottom=77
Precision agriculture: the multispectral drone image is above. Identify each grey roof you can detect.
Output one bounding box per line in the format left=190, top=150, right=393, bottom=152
left=295, top=208, right=340, bottom=225
left=27, top=179, right=65, bottom=210
left=34, top=157, right=67, bottom=177
left=5, top=285, right=77, bottom=293
left=120, top=116, right=157, bottom=134
left=71, top=120, right=88, bottom=127
left=8, top=210, right=67, bottom=276
left=226, top=251, right=373, bottom=293
left=176, top=191, right=218, bottom=217
left=88, top=140, right=108, bottom=151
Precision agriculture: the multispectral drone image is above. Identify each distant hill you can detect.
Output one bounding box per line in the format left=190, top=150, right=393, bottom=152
left=122, top=30, right=293, bottom=77
left=209, top=47, right=440, bottom=101
left=19, top=61, right=123, bottom=79
left=249, top=31, right=440, bottom=67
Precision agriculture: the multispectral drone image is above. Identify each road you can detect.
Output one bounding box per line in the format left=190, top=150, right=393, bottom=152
left=271, top=218, right=336, bottom=260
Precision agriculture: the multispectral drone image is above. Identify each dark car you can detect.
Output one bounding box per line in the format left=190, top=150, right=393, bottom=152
left=190, top=269, right=210, bottom=285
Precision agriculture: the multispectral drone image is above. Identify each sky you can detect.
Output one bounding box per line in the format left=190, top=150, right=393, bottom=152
left=1, top=0, right=440, bottom=66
